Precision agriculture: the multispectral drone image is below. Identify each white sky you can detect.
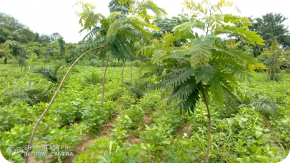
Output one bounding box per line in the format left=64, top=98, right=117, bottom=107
left=0, top=0, right=289, bottom=43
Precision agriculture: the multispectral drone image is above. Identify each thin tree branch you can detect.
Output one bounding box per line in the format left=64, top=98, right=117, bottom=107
left=25, top=44, right=106, bottom=163
left=102, top=53, right=110, bottom=105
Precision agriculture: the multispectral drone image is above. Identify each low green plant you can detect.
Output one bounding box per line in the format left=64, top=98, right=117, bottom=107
left=117, top=93, right=137, bottom=109
left=34, top=65, right=62, bottom=83
left=139, top=91, right=161, bottom=112
left=74, top=139, right=150, bottom=163
left=122, top=105, right=145, bottom=129
left=37, top=123, right=88, bottom=161
left=0, top=125, right=33, bottom=162
left=85, top=71, right=102, bottom=85
left=128, top=78, right=153, bottom=99
left=110, top=115, right=132, bottom=141
left=80, top=101, right=118, bottom=133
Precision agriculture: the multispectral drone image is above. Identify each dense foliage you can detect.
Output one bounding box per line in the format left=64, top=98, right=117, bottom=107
left=0, top=0, right=290, bottom=163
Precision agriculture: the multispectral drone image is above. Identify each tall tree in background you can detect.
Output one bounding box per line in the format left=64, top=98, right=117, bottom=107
left=0, top=13, right=35, bottom=44
left=57, top=36, right=66, bottom=58
left=50, top=32, right=61, bottom=42
left=245, top=13, right=290, bottom=56
left=251, top=13, right=289, bottom=45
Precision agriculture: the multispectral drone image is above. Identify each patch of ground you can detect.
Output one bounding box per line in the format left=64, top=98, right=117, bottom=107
left=143, top=116, right=152, bottom=126
left=176, top=124, right=192, bottom=136
left=127, top=135, right=142, bottom=144
left=62, top=114, right=119, bottom=163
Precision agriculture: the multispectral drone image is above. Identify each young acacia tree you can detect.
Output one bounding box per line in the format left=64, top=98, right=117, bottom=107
left=76, top=0, right=166, bottom=103
left=143, top=0, right=265, bottom=162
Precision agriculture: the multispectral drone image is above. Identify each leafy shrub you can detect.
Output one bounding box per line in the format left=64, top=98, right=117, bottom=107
left=0, top=76, right=53, bottom=106
left=54, top=101, right=81, bottom=126
left=38, top=123, right=88, bottom=161
left=129, top=78, right=153, bottom=99
left=161, top=137, right=198, bottom=163
left=142, top=109, right=185, bottom=152
left=199, top=107, right=282, bottom=162
left=139, top=91, right=161, bottom=112
left=34, top=65, right=62, bottom=83
left=80, top=101, right=118, bottom=133
left=0, top=125, right=33, bottom=162
left=132, top=60, right=142, bottom=67
left=271, top=113, right=290, bottom=148
left=122, top=105, right=145, bottom=129
left=111, top=106, right=144, bottom=142
left=284, top=69, right=290, bottom=74
left=85, top=71, right=102, bottom=85
left=117, top=93, right=137, bottom=109
left=106, top=88, right=122, bottom=101
left=142, top=125, right=172, bottom=147
left=251, top=96, right=280, bottom=118
left=152, top=110, right=186, bottom=134
left=111, top=115, right=132, bottom=141
left=42, top=123, right=87, bottom=146
left=74, top=139, right=150, bottom=163
left=0, top=103, right=35, bottom=131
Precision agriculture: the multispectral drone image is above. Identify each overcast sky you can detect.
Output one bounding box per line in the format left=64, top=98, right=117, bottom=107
left=0, top=0, right=289, bottom=43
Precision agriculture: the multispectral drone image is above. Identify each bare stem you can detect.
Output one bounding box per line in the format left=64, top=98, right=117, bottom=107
left=131, top=61, right=133, bottom=83
left=200, top=83, right=211, bottom=163
left=102, top=53, right=110, bottom=105
left=24, top=45, right=106, bottom=163
left=121, top=61, right=125, bottom=93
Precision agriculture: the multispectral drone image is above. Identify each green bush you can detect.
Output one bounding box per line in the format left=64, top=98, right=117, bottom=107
left=80, top=101, right=118, bottom=133
left=85, top=71, right=102, bottom=85
left=117, top=94, right=137, bottom=109
left=122, top=105, right=145, bottom=129
left=139, top=91, right=161, bottom=112
left=129, top=78, right=153, bottom=99
left=0, top=125, right=33, bottom=162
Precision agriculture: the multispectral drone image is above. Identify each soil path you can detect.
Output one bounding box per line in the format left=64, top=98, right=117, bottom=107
left=62, top=114, right=119, bottom=163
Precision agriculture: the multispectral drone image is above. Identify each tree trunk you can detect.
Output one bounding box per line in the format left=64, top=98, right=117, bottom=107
left=269, top=68, right=271, bottom=82
left=4, top=57, right=7, bottom=64
left=121, top=61, right=125, bottom=93
left=24, top=45, right=106, bottom=163
left=273, top=68, right=275, bottom=88
left=102, top=54, right=110, bottom=105
left=131, top=61, right=133, bottom=83
left=200, top=83, right=211, bottom=163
